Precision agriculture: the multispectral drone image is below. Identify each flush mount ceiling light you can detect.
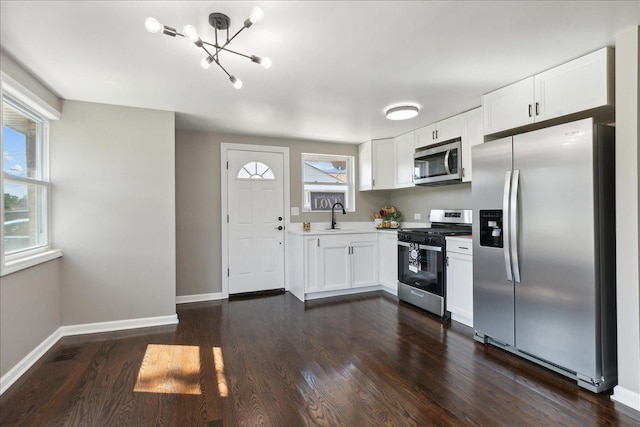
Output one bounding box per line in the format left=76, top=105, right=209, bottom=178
left=145, top=7, right=270, bottom=89
left=385, top=105, right=419, bottom=120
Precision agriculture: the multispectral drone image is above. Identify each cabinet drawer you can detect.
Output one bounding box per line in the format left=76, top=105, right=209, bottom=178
left=446, top=238, right=472, bottom=255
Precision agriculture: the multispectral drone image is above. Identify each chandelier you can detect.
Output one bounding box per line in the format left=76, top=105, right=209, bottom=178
left=145, top=7, right=271, bottom=89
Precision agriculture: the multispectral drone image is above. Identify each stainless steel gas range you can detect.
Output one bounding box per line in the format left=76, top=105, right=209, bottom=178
left=397, top=209, right=471, bottom=318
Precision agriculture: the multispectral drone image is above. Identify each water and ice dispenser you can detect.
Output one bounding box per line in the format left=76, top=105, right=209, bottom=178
left=479, top=210, right=503, bottom=248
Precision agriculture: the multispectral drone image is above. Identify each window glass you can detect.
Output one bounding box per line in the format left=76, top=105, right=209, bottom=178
left=3, top=100, right=41, bottom=180
left=2, top=94, right=49, bottom=259
left=237, top=161, right=275, bottom=180
left=302, top=153, right=354, bottom=212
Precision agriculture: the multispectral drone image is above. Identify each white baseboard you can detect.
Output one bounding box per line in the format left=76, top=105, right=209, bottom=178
left=59, top=314, right=178, bottom=336
left=0, top=328, right=63, bottom=395
left=611, top=386, right=640, bottom=412
left=0, top=313, right=178, bottom=396
left=176, top=292, right=224, bottom=304
left=381, top=284, right=398, bottom=296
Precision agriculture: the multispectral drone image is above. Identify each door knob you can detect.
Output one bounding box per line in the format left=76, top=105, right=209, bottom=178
left=278, top=216, right=283, bottom=221
left=275, top=225, right=283, bottom=231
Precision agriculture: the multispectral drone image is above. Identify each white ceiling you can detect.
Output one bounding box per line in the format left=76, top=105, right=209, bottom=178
left=1, top=1, right=639, bottom=144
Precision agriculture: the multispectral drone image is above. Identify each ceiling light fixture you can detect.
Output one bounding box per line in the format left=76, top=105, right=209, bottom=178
left=385, top=105, right=419, bottom=120
left=145, top=7, right=271, bottom=89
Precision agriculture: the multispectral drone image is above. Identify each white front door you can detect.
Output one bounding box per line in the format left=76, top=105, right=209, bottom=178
left=226, top=149, right=285, bottom=294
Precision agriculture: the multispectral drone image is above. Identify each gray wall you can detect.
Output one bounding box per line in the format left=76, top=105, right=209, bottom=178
left=0, top=50, right=63, bottom=378
left=613, top=26, right=640, bottom=406
left=51, top=101, right=177, bottom=325
left=0, top=260, right=62, bottom=376
left=175, top=129, right=390, bottom=297
left=389, top=183, right=472, bottom=221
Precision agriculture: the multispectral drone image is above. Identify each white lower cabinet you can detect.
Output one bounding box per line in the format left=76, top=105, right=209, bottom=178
left=446, top=237, right=473, bottom=327
left=293, top=233, right=380, bottom=297
left=378, top=231, right=398, bottom=292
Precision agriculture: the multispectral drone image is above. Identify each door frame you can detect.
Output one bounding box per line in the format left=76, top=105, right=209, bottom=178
left=220, top=143, right=291, bottom=298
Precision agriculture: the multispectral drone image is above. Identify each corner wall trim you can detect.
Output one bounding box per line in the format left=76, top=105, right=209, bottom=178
left=176, top=292, right=224, bottom=304
left=611, top=386, right=640, bottom=412
left=0, top=313, right=178, bottom=395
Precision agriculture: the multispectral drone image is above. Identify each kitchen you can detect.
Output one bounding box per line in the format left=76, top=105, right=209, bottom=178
left=1, top=1, right=639, bottom=424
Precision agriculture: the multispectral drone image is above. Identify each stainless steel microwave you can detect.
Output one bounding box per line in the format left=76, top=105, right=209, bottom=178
left=414, top=138, right=462, bottom=185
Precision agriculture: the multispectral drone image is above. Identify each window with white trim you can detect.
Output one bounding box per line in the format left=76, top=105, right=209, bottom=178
left=302, top=153, right=354, bottom=212
left=2, top=93, right=51, bottom=262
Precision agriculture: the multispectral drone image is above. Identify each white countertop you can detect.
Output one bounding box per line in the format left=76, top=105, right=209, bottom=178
left=287, top=221, right=405, bottom=236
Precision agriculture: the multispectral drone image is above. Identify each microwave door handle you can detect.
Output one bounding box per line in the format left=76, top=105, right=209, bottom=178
left=503, top=170, right=513, bottom=282
left=444, top=150, right=451, bottom=175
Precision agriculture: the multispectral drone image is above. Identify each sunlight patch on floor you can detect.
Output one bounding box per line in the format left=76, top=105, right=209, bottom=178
left=213, top=347, right=228, bottom=397
left=134, top=344, right=201, bottom=395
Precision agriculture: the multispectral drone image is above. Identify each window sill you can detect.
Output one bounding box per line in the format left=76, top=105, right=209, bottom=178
left=1, top=249, right=63, bottom=277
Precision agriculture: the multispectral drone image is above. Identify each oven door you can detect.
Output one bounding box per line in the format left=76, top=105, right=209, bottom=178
left=397, top=241, right=444, bottom=296
left=413, top=139, right=462, bottom=185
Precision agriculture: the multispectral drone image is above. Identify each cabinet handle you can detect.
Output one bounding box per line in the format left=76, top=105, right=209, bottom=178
left=372, top=178, right=376, bottom=187
left=432, top=130, right=435, bottom=140
left=535, top=102, right=540, bottom=116
left=528, top=104, right=532, bottom=117
left=462, top=167, right=465, bottom=178
left=317, top=238, right=320, bottom=247
left=458, top=246, right=469, bottom=250
left=435, top=130, right=438, bottom=139
left=446, top=256, right=449, bottom=267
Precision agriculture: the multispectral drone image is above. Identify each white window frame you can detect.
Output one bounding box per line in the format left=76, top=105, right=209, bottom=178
left=301, top=153, right=355, bottom=212
left=1, top=75, right=61, bottom=276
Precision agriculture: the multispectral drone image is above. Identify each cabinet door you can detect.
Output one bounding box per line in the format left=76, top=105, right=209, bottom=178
left=351, top=238, right=378, bottom=288
left=415, top=124, right=437, bottom=149
left=483, top=77, right=535, bottom=135
left=358, top=141, right=373, bottom=191
left=534, top=47, right=613, bottom=123
left=394, top=131, right=415, bottom=188
left=436, top=113, right=465, bottom=143
left=378, top=232, right=398, bottom=289
left=318, top=236, right=351, bottom=291
left=304, top=237, right=319, bottom=292
left=371, top=138, right=395, bottom=189
left=446, top=252, right=473, bottom=327
left=461, top=107, right=483, bottom=183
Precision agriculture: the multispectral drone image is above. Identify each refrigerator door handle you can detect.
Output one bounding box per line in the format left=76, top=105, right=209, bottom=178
left=510, top=169, right=521, bottom=283
left=503, top=170, right=513, bottom=282
left=444, top=150, right=451, bottom=175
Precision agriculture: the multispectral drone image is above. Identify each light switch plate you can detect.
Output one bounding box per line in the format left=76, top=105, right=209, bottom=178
left=291, top=207, right=300, bottom=216
left=414, top=213, right=421, bottom=220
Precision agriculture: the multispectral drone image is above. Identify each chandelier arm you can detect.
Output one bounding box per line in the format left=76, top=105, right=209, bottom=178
left=201, top=41, right=253, bottom=60
left=213, top=58, right=232, bottom=78
left=220, top=25, right=247, bottom=50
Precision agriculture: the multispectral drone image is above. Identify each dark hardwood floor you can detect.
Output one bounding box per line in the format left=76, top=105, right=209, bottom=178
left=1, top=291, right=638, bottom=426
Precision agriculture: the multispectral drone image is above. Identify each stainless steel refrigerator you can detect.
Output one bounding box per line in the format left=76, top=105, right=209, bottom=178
left=472, top=118, right=617, bottom=393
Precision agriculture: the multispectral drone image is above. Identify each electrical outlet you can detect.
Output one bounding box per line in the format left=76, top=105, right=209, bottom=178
left=291, top=207, right=300, bottom=216
left=414, top=213, right=421, bottom=220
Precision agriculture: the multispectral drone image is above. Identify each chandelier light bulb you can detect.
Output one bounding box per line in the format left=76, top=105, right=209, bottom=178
left=145, top=17, right=163, bottom=34
left=230, top=76, right=243, bottom=89
left=183, top=25, right=201, bottom=45
left=249, top=7, right=264, bottom=24
left=261, top=57, right=272, bottom=69
left=201, top=56, right=214, bottom=69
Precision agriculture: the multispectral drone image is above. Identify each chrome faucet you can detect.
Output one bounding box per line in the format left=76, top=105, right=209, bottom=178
left=331, top=202, right=346, bottom=229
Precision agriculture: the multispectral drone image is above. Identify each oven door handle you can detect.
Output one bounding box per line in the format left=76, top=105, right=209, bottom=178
left=397, top=241, right=442, bottom=252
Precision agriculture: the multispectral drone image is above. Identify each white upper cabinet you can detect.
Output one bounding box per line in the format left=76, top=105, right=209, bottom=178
left=534, top=48, right=614, bottom=122
left=359, top=138, right=395, bottom=190
left=394, top=131, right=415, bottom=188
left=358, top=140, right=373, bottom=191
left=483, top=78, right=535, bottom=135
left=415, top=114, right=465, bottom=149
left=483, top=47, right=614, bottom=136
